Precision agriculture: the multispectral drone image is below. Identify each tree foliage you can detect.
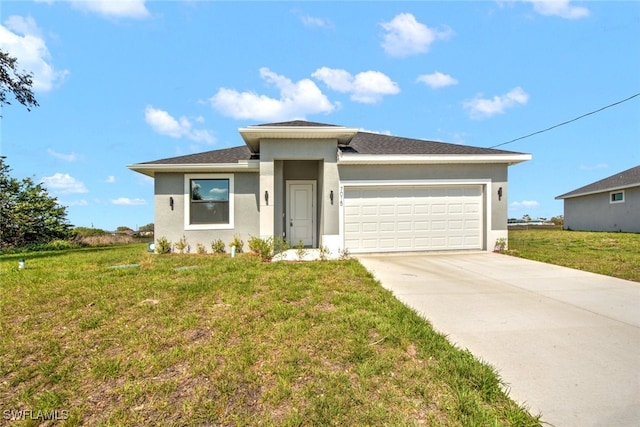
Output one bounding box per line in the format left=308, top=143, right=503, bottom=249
left=0, top=159, right=71, bottom=249
left=0, top=49, right=39, bottom=112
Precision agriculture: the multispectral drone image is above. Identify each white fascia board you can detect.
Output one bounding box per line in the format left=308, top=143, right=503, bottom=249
left=126, top=161, right=260, bottom=177
left=337, top=153, right=532, bottom=165
left=239, top=126, right=359, bottom=151
left=555, top=183, right=640, bottom=200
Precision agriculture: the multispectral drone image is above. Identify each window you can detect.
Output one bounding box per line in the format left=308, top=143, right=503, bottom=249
left=185, top=174, right=234, bottom=229
left=610, top=190, right=625, bottom=204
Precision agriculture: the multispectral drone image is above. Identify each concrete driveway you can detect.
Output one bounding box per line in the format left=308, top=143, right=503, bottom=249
left=357, top=252, right=640, bottom=427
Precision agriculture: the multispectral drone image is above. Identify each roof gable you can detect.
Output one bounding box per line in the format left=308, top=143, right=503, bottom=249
left=556, top=165, right=640, bottom=199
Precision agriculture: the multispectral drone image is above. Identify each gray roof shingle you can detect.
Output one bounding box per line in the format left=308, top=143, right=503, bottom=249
left=345, top=131, right=524, bottom=155
left=134, top=122, right=526, bottom=165
left=138, top=145, right=253, bottom=165
left=556, top=165, right=640, bottom=199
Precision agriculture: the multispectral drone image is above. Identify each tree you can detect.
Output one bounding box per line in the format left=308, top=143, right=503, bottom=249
left=138, top=223, right=154, bottom=233
left=0, top=49, right=39, bottom=112
left=0, top=159, right=71, bottom=249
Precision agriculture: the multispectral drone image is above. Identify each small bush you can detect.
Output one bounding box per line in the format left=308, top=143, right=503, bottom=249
left=295, top=240, right=308, bottom=261
left=230, top=235, right=244, bottom=253
left=248, top=236, right=274, bottom=262
left=155, top=236, right=172, bottom=254
left=195, top=243, right=207, bottom=254
left=175, top=235, right=189, bottom=254
left=211, top=239, right=226, bottom=254
left=319, top=244, right=330, bottom=261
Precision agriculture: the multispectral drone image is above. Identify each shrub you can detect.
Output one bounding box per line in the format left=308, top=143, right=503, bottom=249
left=319, top=244, right=330, bottom=261
left=295, top=240, right=307, bottom=261
left=195, top=243, right=207, bottom=254
left=155, top=236, right=172, bottom=254
left=211, top=239, right=226, bottom=254
left=230, top=235, right=244, bottom=253
left=248, top=236, right=274, bottom=262
left=174, top=235, right=189, bottom=254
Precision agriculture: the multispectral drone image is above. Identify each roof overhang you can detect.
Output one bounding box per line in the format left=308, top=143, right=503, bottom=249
left=337, top=152, right=532, bottom=165
left=555, top=183, right=640, bottom=199
left=127, top=160, right=260, bottom=177
left=239, top=125, right=359, bottom=153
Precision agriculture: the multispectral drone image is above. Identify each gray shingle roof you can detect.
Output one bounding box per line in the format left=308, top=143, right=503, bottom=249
left=345, top=131, right=524, bottom=155
left=138, top=145, right=253, bottom=165
left=257, top=120, right=341, bottom=127
left=134, top=122, right=526, bottom=166
left=556, top=165, right=640, bottom=199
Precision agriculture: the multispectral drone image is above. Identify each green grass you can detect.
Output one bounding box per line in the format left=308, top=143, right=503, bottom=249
left=1, top=244, right=540, bottom=426
left=508, top=229, right=640, bottom=282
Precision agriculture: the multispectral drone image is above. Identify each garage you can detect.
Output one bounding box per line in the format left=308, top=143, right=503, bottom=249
left=343, top=185, right=483, bottom=253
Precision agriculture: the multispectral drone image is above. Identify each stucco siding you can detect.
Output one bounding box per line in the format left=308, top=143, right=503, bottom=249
left=154, top=172, right=259, bottom=252
left=564, top=186, right=640, bottom=232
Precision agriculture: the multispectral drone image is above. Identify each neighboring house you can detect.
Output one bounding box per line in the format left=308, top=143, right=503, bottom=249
left=128, top=121, right=531, bottom=254
left=556, top=165, right=640, bottom=233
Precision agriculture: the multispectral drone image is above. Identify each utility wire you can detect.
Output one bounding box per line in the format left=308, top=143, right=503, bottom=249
left=488, top=92, right=640, bottom=149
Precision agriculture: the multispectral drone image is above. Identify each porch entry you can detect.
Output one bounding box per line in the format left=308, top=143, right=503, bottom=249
left=286, top=180, right=316, bottom=247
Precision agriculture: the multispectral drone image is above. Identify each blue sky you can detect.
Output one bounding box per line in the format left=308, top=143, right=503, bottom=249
left=1, top=0, right=638, bottom=231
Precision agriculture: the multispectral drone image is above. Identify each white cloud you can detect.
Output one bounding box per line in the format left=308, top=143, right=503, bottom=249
left=106, top=175, right=116, bottom=183
left=380, top=13, right=453, bottom=57
left=510, top=200, right=541, bottom=210
left=69, top=0, right=150, bottom=19
left=312, top=67, right=400, bottom=104
left=0, top=15, right=69, bottom=92
left=66, top=199, right=88, bottom=206
left=525, top=0, right=589, bottom=19
left=463, top=87, right=529, bottom=119
left=416, top=71, right=459, bottom=89
left=300, top=14, right=332, bottom=29
left=111, top=197, right=147, bottom=206
left=210, top=67, right=337, bottom=121
left=580, top=163, right=608, bottom=171
left=41, top=173, right=88, bottom=194
left=47, top=148, right=78, bottom=162
left=145, top=106, right=215, bottom=144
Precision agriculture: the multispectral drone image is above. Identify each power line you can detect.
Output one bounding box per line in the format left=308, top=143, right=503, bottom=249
left=488, top=92, right=640, bottom=149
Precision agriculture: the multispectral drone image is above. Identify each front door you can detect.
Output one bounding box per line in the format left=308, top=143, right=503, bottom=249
left=286, top=181, right=315, bottom=247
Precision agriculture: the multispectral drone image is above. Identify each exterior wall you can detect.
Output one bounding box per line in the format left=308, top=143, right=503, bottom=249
left=338, top=163, right=510, bottom=251
left=259, top=139, right=339, bottom=246
left=563, top=186, right=640, bottom=232
left=154, top=172, right=259, bottom=253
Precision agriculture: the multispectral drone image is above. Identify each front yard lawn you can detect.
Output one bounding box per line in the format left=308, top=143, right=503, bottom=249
left=1, top=244, right=540, bottom=426
left=508, top=229, right=640, bottom=282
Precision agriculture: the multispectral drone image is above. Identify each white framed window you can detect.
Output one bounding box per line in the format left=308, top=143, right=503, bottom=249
left=610, top=190, right=625, bottom=204
left=184, top=174, right=234, bottom=230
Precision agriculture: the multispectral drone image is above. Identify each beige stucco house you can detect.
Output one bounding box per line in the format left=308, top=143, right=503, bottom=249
left=556, top=165, right=640, bottom=233
left=128, top=121, right=531, bottom=254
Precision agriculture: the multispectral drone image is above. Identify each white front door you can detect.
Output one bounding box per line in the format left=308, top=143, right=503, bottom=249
left=287, top=181, right=315, bottom=247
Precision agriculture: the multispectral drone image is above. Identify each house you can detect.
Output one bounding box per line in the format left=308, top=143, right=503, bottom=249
left=127, top=121, right=531, bottom=254
left=555, top=165, right=640, bottom=233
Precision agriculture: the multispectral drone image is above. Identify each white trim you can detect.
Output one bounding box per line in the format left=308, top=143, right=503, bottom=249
left=184, top=173, right=235, bottom=230
left=338, top=179, right=492, bottom=253
left=286, top=180, right=317, bottom=247
left=610, top=190, right=625, bottom=204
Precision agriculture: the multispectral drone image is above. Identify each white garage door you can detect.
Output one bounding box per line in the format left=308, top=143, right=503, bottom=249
left=344, top=185, right=483, bottom=253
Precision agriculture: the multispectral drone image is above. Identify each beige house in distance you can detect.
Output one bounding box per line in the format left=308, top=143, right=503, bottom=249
left=128, top=121, right=531, bottom=255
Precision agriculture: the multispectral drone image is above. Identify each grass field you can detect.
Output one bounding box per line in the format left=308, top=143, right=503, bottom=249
left=0, top=245, right=539, bottom=426
left=508, top=229, right=640, bottom=282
